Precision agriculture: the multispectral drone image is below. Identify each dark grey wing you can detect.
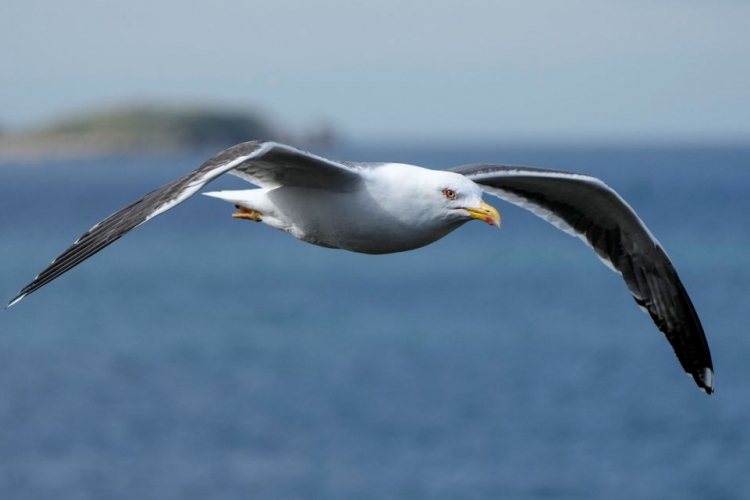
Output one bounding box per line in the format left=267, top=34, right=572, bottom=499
left=452, top=163, right=713, bottom=394
left=6, top=141, right=360, bottom=308
left=226, top=142, right=362, bottom=189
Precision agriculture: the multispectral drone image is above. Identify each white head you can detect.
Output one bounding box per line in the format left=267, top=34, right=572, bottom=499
left=366, top=164, right=501, bottom=230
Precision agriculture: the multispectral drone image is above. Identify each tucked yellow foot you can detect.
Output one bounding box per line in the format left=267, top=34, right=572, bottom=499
left=232, top=205, right=263, bottom=222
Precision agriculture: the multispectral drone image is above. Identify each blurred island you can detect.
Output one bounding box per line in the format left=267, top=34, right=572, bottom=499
left=0, top=104, right=337, bottom=161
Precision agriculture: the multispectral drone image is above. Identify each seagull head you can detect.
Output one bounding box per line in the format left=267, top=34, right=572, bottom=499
left=429, top=170, right=501, bottom=228
left=370, top=165, right=500, bottom=230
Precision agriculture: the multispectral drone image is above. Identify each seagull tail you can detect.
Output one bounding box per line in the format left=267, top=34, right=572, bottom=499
left=203, top=190, right=258, bottom=206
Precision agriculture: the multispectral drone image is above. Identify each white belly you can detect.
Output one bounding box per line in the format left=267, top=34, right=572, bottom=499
left=237, top=186, right=466, bottom=254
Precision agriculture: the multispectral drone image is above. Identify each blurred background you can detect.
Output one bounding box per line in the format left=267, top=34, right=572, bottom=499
left=1, top=1, right=749, bottom=499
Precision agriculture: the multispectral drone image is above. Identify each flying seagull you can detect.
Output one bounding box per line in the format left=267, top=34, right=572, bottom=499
left=5, top=141, right=714, bottom=394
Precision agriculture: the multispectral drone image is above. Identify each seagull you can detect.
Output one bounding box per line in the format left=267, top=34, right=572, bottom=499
left=5, top=141, right=714, bottom=393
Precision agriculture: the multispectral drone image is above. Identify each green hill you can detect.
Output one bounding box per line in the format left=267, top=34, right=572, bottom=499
left=0, top=104, right=277, bottom=160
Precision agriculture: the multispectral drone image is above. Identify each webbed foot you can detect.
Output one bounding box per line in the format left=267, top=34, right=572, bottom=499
left=232, top=205, right=263, bottom=222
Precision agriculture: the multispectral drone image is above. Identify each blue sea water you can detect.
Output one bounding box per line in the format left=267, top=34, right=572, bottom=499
left=0, top=144, right=748, bottom=500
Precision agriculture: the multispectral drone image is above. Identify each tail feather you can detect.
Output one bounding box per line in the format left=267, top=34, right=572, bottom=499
left=202, top=190, right=258, bottom=206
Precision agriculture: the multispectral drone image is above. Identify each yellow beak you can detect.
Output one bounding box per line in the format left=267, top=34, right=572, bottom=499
left=463, top=200, right=501, bottom=227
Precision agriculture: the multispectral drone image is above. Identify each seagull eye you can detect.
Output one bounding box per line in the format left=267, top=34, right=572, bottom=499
left=443, top=189, right=458, bottom=200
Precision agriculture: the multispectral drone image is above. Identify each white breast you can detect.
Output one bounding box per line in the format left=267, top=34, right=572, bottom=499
left=264, top=184, right=465, bottom=254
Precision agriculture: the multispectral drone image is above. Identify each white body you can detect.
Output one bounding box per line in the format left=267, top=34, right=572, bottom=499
left=205, top=163, right=484, bottom=254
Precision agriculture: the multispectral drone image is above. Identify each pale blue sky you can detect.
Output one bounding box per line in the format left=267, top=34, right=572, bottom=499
left=1, top=0, right=748, bottom=142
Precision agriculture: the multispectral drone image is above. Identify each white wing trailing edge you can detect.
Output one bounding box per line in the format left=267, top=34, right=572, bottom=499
left=5, top=141, right=360, bottom=309
left=452, top=163, right=713, bottom=393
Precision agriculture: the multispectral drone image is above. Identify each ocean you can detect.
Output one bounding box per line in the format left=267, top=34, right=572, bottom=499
left=0, top=144, right=748, bottom=499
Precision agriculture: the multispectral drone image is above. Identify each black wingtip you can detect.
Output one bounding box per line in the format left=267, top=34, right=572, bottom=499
left=693, top=367, right=714, bottom=395
left=4, top=293, right=26, bottom=311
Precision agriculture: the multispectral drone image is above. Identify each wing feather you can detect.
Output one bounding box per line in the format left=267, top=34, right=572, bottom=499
left=452, top=163, right=714, bottom=394
left=6, top=141, right=359, bottom=308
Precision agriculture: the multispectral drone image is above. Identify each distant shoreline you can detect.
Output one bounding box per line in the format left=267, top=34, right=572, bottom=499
left=0, top=103, right=338, bottom=162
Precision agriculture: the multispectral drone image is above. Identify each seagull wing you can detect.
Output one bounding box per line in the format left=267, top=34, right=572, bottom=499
left=452, top=163, right=713, bottom=394
left=7, top=141, right=360, bottom=308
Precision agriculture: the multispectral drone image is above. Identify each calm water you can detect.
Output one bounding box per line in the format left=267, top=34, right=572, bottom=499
left=0, top=145, right=748, bottom=500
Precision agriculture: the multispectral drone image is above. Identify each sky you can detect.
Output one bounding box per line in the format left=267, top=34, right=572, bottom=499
left=1, top=0, right=749, bottom=143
